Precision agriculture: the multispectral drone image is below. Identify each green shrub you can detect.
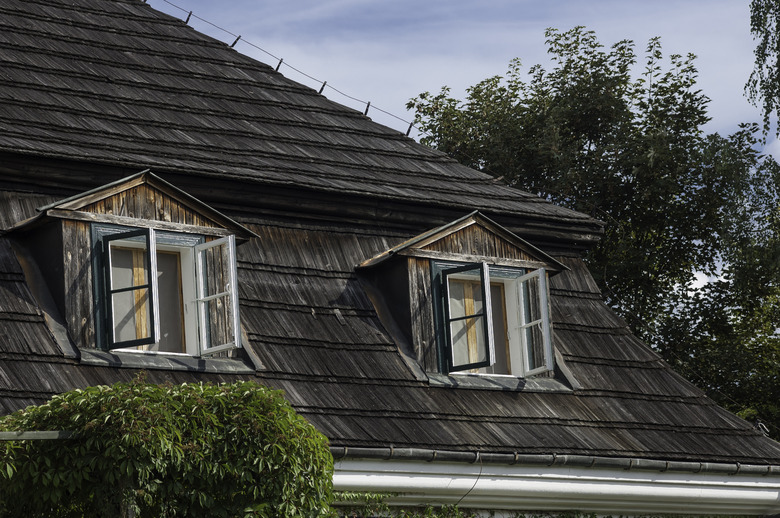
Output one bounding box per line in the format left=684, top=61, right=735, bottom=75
left=0, top=377, right=333, bottom=517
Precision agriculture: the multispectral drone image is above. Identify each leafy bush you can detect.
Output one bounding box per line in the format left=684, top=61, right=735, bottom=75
left=0, top=377, right=333, bottom=517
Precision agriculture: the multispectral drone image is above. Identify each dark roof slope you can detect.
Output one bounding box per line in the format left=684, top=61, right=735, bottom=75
left=241, top=219, right=780, bottom=465
left=0, top=0, right=599, bottom=237
left=1, top=193, right=779, bottom=465
left=0, top=0, right=778, bottom=470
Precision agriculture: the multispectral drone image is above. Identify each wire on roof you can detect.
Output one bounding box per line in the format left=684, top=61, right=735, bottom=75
left=157, top=0, right=420, bottom=136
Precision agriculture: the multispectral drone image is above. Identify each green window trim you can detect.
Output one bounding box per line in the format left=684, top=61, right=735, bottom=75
left=442, top=261, right=494, bottom=372
left=104, top=228, right=159, bottom=349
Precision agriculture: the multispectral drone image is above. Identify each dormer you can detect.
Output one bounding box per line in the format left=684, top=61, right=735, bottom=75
left=8, top=170, right=255, bottom=358
left=359, top=211, right=566, bottom=378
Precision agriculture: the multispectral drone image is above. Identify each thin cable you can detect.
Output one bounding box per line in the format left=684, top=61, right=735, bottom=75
left=155, top=0, right=421, bottom=134
left=455, top=453, right=482, bottom=507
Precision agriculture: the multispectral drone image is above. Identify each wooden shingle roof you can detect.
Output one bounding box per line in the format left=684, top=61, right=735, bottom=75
left=2, top=202, right=779, bottom=466
left=0, top=0, right=600, bottom=241
left=0, top=0, right=779, bottom=474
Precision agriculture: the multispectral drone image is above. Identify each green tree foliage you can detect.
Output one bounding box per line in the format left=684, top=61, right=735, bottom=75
left=0, top=378, right=334, bottom=517
left=657, top=166, right=780, bottom=434
left=409, top=27, right=780, bottom=436
left=747, top=0, right=780, bottom=134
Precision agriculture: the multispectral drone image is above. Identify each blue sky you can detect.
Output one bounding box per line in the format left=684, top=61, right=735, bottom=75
left=146, top=0, right=779, bottom=159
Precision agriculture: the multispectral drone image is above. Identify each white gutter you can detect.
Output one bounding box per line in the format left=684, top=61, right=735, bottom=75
left=334, top=458, right=780, bottom=515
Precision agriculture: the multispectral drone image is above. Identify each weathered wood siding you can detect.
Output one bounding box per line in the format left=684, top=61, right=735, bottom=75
left=422, top=224, right=536, bottom=261
left=408, top=257, right=437, bottom=371
left=1, top=0, right=780, bottom=470
left=83, top=184, right=219, bottom=228
left=59, top=186, right=225, bottom=349
left=62, top=220, right=95, bottom=349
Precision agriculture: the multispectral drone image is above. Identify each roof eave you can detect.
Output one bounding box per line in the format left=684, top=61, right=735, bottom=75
left=333, top=450, right=780, bottom=514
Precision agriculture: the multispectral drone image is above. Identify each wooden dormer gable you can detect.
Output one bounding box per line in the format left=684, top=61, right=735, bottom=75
left=14, top=170, right=256, bottom=241
left=360, top=211, right=566, bottom=273
left=6, top=170, right=255, bottom=354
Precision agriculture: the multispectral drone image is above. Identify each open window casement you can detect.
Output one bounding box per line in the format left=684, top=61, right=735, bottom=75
left=441, top=262, right=552, bottom=377
left=104, top=228, right=160, bottom=349
left=101, top=227, right=241, bottom=356
left=443, top=262, right=495, bottom=372
left=194, top=235, right=240, bottom=356
left=515, top=268, right=553, bottom=376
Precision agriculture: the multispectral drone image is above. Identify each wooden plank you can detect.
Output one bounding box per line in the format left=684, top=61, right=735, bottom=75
left=407, top=257, right=423, bottom=366
left=400, top=248, right=552, bottom=270
left=409, top=258, right=438, bottom=371
left=48, top=174, right=146, bottom=211
left=45, top=209, right=233, bottom=237
left=142, top=183, right=156, bottom=221
left=62, top=220, right=95, bottom=349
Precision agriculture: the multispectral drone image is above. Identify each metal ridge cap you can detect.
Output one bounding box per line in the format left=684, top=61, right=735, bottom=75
left=329, top=446, right=780, bottom=476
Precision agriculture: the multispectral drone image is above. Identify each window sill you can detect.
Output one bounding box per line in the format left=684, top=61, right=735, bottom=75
left=79, top=349, right=257, bottom=374
left=427, top=372, right=573, bottom=392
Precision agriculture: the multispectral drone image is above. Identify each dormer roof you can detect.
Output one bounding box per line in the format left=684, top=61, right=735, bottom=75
left=8, top=170, right=257, bottom=242
left=359, top=210, right=567, bottom=272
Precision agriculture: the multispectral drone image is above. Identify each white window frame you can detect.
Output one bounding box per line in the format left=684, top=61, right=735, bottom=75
left=194, top=235, right=241, bottom=356
left=512, top=268, right=553, bottom=376
left=440, top=262, right=552, bottom=377
left=99, top=226, right=241, bottom=356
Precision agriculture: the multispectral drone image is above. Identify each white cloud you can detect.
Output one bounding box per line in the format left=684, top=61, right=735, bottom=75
left=148, top=0, right=766, bottom=136
left=764, top=137, right=780, bottom=162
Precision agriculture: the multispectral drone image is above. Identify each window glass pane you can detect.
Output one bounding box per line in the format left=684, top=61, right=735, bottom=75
left=155, top=251, right=184, bottom=353
left=450, top=316, right=486, bottom=366
left=202, top=294, right=235, bottom=350
left=525, top=275, right=542, bottom=323
left=111, top=288, right=151, bottom=342
left=109, top=246, right=152, bottom=343
left=447, top=278, right=487, bottom=368
left=448, top=281, right=466, bottom=319
left=526, top=323, right=546, bottom=371
left=200, top=240, right=230, bottom=298
left=517, top=270, right=550, bottom=373
left=447, top=278, right=484, bottom=317
left=110, top=246, right=147, bottom=289
left=195, top=236, right=239, bottom=353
